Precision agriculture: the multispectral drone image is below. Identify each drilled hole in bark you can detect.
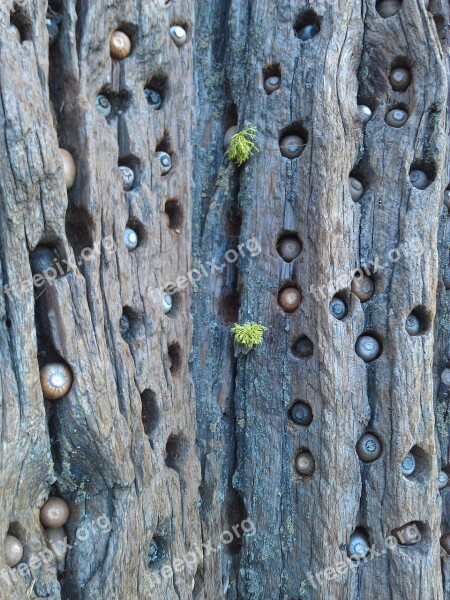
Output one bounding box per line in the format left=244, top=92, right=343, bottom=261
left=165, top=434, right=189, bottom=470
left=279, top=123, right=308, bottom=159
left=276, top=232, right=302, bottom=262
left=30, top=245, right=69, bottom=289
left=148, top=535, right=167, bottom=568
left=164, top=200, right=183, bottom=230
left=223, top=489, right=248, bottom=555
left=120, top=306, right=142, bottom=342
left=288, top=400, right=313, bottom=426
left=141, top=390, right=159, bottom=436
left=10, top=6, right=32, bottom=42
left=293, top=10, right=321, bottom=41
left=376, top=0, right=402, bottom=18
left=401, top=445, right=431, bottom=482
left=5, top=318, right=12, bottom=328
left=65, top=206, right=95, bottom=263
left=405, top=306, right=431, bottom=336
left=409, top=160, right=436, bottom=189
left=224, top=207, right=242, bottom=238
left=219, top=290, right=241, bottom=323
left=168, top=342, right=182, bottom=375
left=292, top=335, right=313, bottom=360
left=262, top=63, right=281, bottom=95
left=144, top=74, right=168, bottom=109
left=391, top=521, right=430, bottom=549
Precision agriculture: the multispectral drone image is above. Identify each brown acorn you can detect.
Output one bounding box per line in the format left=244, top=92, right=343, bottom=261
left=389, top=67, right=412, bottom=91
left=295, top=450, right=315, bottom=476
left=40, top=497, right=70, bottom=528
left=385, top=108, right=408, bottom=128
left=356, top=432, right=382, bottom=462
left=59, top=149, right=76, bottom=189
left=4, top=535, right=23, bottom=567
left=351, top=274, right=374, bottom=302
left=279, top=135, right=305, bottom=159
left=40, top=363, right=73, bottom=400
left=110, top=31, right=131, bottom=59
left=278, top=287, right=301, bottom=312
left=277, top=235, right=302, bottom=262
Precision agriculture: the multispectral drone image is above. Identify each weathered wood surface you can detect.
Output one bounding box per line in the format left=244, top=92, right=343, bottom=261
left=0, top=0, right=448, bottom=599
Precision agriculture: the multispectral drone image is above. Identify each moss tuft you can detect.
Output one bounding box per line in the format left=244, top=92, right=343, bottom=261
left=231, top=322, right=267, bottom=348
left=227, top=125, right=258, bottom=166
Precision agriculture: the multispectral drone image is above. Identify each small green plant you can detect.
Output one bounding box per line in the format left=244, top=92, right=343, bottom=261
left=231, top=322, right=267, bottom=349
left=227, top=125, right=258, bottom=166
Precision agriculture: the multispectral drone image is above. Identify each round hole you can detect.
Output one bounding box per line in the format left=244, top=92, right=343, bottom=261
left=292, top=335, right=314, bottom=360
left=376, top=0, right=402, bottom=18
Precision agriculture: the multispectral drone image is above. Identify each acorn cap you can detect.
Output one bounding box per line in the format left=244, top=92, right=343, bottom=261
left=4, top=535, right=23, bottom=568
left=40, top=497, right=70, bottom=528
left=277, top=235, right=302, bottom=262
left=278, top=287, right=301, bottom=312
left=110, top=31, right=131, bottom=60
left=356, top=432, right=382, bottom=462
left=40, top=363, right=73, bottom=400
left=59, top=149, right=76, bottom=189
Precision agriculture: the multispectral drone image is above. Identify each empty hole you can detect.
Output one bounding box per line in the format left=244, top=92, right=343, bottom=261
left=276, top=232, right=302, bottom=262
left=5, top=318, right=12, bottom=328
left=391, top=521, right=430, bottom=549
left=409, top=160, right=435, bottom=190
left=292, top=335, right=314, bottom=360
left=401, top=445, right=431, bottom=482
left=164, top=200, right=183, bottom=230
left=262, top=63, right=281, bottom=95
left=65, top=206, right=95, bottom=261
left=224, top=207, right=242, bottom=238
left=406, top=306, right=431, bottom=336
left=219, top=290, right=241, bottom=323
left=279, top=123, right=308, bottom=159
left=168, top=342, right=182, bottom=375
left=376, top=0, right=402, bottom=18
left=223, top=489, right=248, bottom=555
left=144, top=74, right=168, bottom=109
left=10, top=8, right=32, bottom=42
left=165, top=434, right=188, bottom=470
left=289, top=401, right=313, bottom=426
left=293, top=10, right=321, bottom=41
left=148, top=535, right=167, bottom=568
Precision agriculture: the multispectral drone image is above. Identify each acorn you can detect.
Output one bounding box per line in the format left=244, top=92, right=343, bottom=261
left=119, top=313, right=130, bottom=335
left=4, top=535, right=23, bottom=568
left=110, top=31, right=131, bottom=59
left=296, top=23, right=320, bottom=41
left=264, top=75, right=281, bottom=95
left=124, top=227, right=138, bottom=251
left=349, top=177, right=364, bottom=201
left=405, top=314, right=420, bottom=336
left=410, top=170, right=429, bottom=190
left=224, top=126, right=238, bottom=150
left=441, top=534, right=450, bottom=555
left=444, top=190, right=450, bottom=210
left=392, top=523, right=421, bottom=546
left=351, top=274, right=374, bottom=302
left=119, top=165, right=135, bottom=191
left=358, top=105, right=372, bottom=124
left=148, top=539, right=159, bottom=563
left=144, top=88, right=162, bottom=110
left=30, top=246, right=57, bottom=276
left=401, top=452, right=416, bottom=476
left=290, top=401, right=313, bottom=426
left=157, top=151, right=172, bottom=175
left=40, top=497, right=70, bottom=528
left=95, top=94, right=111, bottom=118
left=376, top=0, right=402, bottom=18
left=330, top=297, right=347, bottom=320
left=385, top=108, right=408, bottom=127
left=389, top=67, right=411, bottom=91
left=279, top=135, right=305, bottom=159
left=293, top=336, right=314, bottom=359
left=40, top=363, right=73, bottom=400
left=295, top=450, right=315, bottom=476
left=277, top=235, right=302, bottom=262
left=163, top=292, right=173, bottom=314
left=59, top=149, right=76, bottom=189
left=356, top=432, right=382, bottom=462
left=355, top=335, right=381, bottom=362
left=347, top=530, right=370, bottom=559
left=9, top=24, right=21, bottom=42
left=438, top=470, right=448, bottom=490
left=46, top=16, right=60, bottom=45
left=169, top=25, right=187, bottom=46
left=278, top=287, right=301, bottom=312
left=441, top=368, right=450, bottom=387
left=46, top=527, right=67, bottom=562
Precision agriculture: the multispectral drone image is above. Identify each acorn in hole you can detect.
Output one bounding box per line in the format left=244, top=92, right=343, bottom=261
left=358, top=105, right=372, bottom=124
left=148, top=539, right=159, bottom=563
left=40, top=497, right=70, bottom=528
left=376, top=0, right=402, bottom=18
left=441, top=533, right=450, bottom=554
left=279, top=135, right=305, bottom=159
left=410, top=170, right=429, bottom=190
left=444, top=189, right=450, bottom=210
left=30, top=246, right=58, bottom=276
left=438, top=471, right=448, bottom=490
left=295, top=450, right=315, bottom=476
left=169, top=25, right=187, bottom=46
left=290, top=401, right=313, bottom=426
left=349, top=177, right=364, bottom=201
left=110, top=31, right=131, bottom=59
left=329, top=297, right=347, bottom=320
left=163, top=292, right=173, bottom=314
left=385, top=108, right=408, bottom=128
left=119, top=313, right=130, bottom=335
left=389, top=67, right=411, bottom=91
left=278, top=287, right=301, bottom=312
left=351, top=274, right=374, bottom=302
left=145, top=88, right=162, bottom=110
left=124, top=227, right=138, bottom=251
left=40, top=363, right=73, bottom=400
left=59, top=149, right=76, bottom=189
left=95, top=94, right=111, bottom=118
left=157, top=151, right=172, bottom=175
left=356, top=432, right=382, bottom=462
left=119, top=165, right=135, bottom=191
left=347, top=529, right=370, bottom=559
left=223, top=126, right=238, bottom=150
left=441, top=368, right=450, bottom=387
left=296, top=23, right=320, bottom=41
left=46, top=11, right=61, bottom=45
left=4, top=535, right=23, bottom=567
left=277, top=235, right=302, bottom=262
left=264, top=75, right=281, bottom=95
left=9, top=24, right=21, bottom=42
left=293, top=336, right=313, bottom=359
left=401, top=452, right=416, bottom=476
left=405, top=313, right=420, bottom=336
left=355, top=335, right=381, bottom=362
left=46, top=527, right=67, bottom=562
left=392, top=523, right=421, bottom=546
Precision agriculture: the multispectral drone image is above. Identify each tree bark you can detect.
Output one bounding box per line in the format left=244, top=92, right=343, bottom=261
left=0, top=1, right=448, bottom=599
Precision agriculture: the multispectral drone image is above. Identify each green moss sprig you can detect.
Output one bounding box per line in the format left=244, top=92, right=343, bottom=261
left=231, top=322, right=267, bottom=349
left=227, top=125, right=258, bottom=166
